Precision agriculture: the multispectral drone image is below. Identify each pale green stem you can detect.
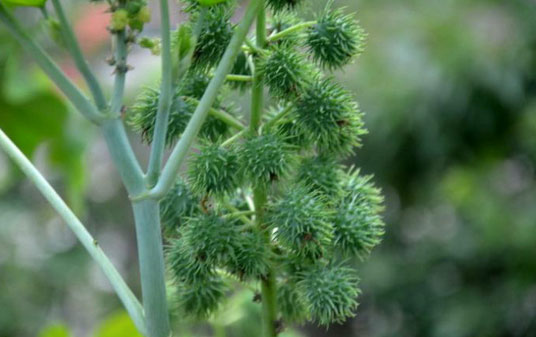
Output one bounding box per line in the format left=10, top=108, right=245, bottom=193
left=183, top=97, right=246, bottom=131
left=266, top=21, right=316, bottom=43
left=150, top=0, right=263, bottom=199
left=261, top=104, right=293, bottom=132
left=51, top=0, right=107, bottom=111
left=0, top=3, right=102, bottom=124
left=221, top=129, right=247, bottom=148
left=110, top=30, right=128, bottom=116
left=226, top=74, right=253, bottom=82
left=131, top=199, right=170, bottom=337
left=147, top=0, right=173, bottom=187
left=252, top=4, right=278, bottom=337
left=0, top=129, right=145, bottom=334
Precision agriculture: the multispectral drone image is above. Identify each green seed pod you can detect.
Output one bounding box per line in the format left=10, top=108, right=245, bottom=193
left=294, top=77, right=366, bottom=156
left=307, top=7, right=366, bottom=70
left=257, top=46, right=310, bottom=100
left=188, top=143, right=241, bottom=197
left=299, top=264, right=360, bottom=326
left=181, top=213, right=240, bottom=266
left=297, top=155, right=344, bottom=197
left=192, top=5, right=234, bottom=69
left=266, top=0, right=304, bottom=13
left=176, top=274, right=228, bottom=318
left=160, top=179, right=200, bottom=236
left=267, top=186, right=333, bottom=259
left=226, top=232, right=271, bottom=280
left=239, top=134, right=293, bottom=186
left=277, top=279, right=308, bottom=323
left=128, top=87, right=194, bottom=145
left=333, top=169, right=384, bottom=259
left=180, top=70, right=211, bottom=99
left=168, top=238, right=214, bottom=284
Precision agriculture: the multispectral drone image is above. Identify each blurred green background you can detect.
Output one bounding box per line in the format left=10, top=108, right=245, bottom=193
left=1, top=0, right=536, bottom=336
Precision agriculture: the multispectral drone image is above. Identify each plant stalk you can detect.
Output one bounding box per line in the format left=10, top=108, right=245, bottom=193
left=132, top=199, right=170, bottom=337
left=251, top=3, right=278, bottom=337
left=0, top=129, right=146, bottom=335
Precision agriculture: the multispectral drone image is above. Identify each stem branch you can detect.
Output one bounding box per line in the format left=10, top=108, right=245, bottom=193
left=147, top=0, right=173, bottom=187
left=150, top=0, right=263, bottom=199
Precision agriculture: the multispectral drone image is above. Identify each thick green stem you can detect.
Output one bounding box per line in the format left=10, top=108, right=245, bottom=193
left=251, top=4, right=278, bottom=337
left=0, top=129, right=146, bottom=334
left=51, top=0, right=107, bottom=111
left=0, top=3, right=102, bottom=124
left=147, top=0, right=173, bottom=187
left=150, top=0, right=263, bottom=199
left=131, top=200, right=170, bottom=337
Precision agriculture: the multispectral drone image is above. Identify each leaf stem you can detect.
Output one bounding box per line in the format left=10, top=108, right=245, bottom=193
left=0, top=3, right=103, bottom=124
left=266, top=21, right=316, bottom=43
left=51, top=0, right=107, bottom=111
left=183, top=96, right=246, bottom=131
left=150, top=0, right=263, bottom=200
left=226, top=74, right=253, bottom=82
left=0, top=129, right=146, bottom=335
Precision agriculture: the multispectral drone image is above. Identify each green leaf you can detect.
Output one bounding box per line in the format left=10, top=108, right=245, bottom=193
left=1, top=0, right=47, bottom=7
left=93, top=312, right=143, bottom=337
left=38, top=324, right=71, bottom=337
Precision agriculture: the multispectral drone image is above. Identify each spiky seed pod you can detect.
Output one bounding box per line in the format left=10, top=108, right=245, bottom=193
left=267, top=186, right=333, bottom=259
left=266, top=0, right=304, bottom=13
left=277, top=279, right=309, bottom=323
left=192, top=5, right=234, bottom=69
left=176, top=274, right=228, bottom=318
left=160, top=179, right=200, bottom=236
left=333, top=169, right=384, bottom=259
left=179, top=70, right=211, bottom=99
left=299, top=264, right=360, bottom=326
left=294, top=77, right=366, bottom=156
left=297, top=155, right=344, bottom=197
left=188, top=143, right=241, bottom=197
left=128, top=87, right=194, bottom=145
left=181, top=213, right=240, bottom=266
left=306, top=7, right=365, bottom=69
left=168, top=238, right=214, bottom=284
left=226, top=232, right=271, bottom=280
left=257, top=47, right=310, bottom=100
left=239, top=134, right=293, bottom=186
